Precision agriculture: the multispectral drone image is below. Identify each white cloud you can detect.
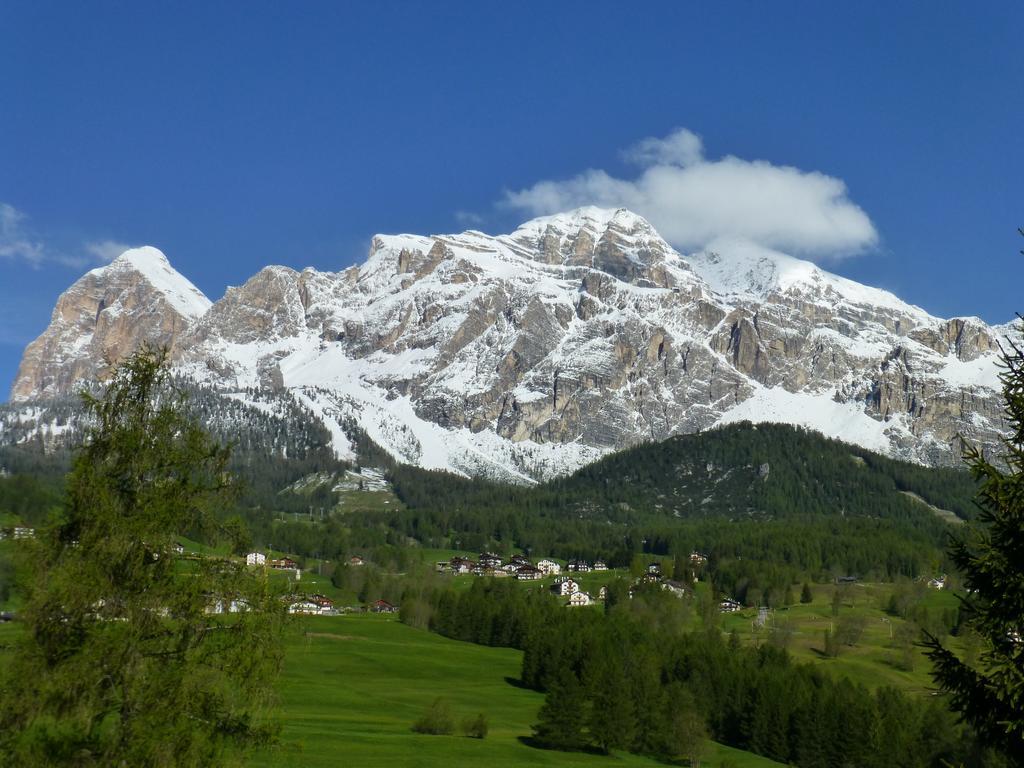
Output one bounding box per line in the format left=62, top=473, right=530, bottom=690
left=622, top=127, right=704, bottom=168
left=85, top=240, right=133, bottom=263
left=0, top=202, right=134, bottom=269
left=0, top=203, right=46, bottom=266
left=454, top=210, right=485, bottom=228
left=503, top=128, right=878, bottom=259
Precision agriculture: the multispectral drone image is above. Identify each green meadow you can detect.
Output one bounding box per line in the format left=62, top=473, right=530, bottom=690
left=251, top=613, right=783, bottom=768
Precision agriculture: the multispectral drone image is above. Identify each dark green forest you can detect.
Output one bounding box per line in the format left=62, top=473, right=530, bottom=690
left=1, top=400, right=979, bottom=593
left=411, top=578, right=1000, bottom=767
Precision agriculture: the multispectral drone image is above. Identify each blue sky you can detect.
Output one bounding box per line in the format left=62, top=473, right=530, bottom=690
left=2, top=2, right=1021, bottom=396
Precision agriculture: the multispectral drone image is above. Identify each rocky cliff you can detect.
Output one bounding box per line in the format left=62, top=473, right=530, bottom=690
left=7, top=208, right=1013, bottom=481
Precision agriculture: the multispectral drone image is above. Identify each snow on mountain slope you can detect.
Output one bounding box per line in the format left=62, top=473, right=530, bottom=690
left=10, top=246, right=211, bottom=401
left=104, top=247, right=212, bottom=318
left=8, top=208, right=1014, bottom=481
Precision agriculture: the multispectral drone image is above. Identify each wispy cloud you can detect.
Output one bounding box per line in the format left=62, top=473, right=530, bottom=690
left=85, top=240, right=134, bottom=264
left=503, top=128, right=878, bottom=260
left=0, top=202, right=134, bottom=269
left=454, top=210, right=485, bottom=228
left=0, top=203, right=46, bottom=266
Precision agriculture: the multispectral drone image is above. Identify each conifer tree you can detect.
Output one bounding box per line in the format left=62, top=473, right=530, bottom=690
left=532, top=670, right=588, bottom=750
left=0, top=347, right=287, bottom=767
left=924, top=315, right=1024, bottom=760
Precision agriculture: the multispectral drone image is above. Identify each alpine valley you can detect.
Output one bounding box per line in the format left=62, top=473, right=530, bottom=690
left=5, top=207, right=1014, bottom=482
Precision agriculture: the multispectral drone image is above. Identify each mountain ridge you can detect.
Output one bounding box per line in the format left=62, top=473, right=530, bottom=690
left=7, top=207, right=1014, bottom=481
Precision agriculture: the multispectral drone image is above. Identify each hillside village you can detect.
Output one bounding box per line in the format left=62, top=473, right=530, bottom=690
left=0, top=524, right=952, bottom=621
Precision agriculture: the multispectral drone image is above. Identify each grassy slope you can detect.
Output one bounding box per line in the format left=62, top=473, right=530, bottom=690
left=719, top=582, right=962, bottom=693
left=252, top=614, right=783, bottom=768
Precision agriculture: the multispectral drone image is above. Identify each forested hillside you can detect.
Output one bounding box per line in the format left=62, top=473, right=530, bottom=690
left=2, top=414, right=979, bottom=588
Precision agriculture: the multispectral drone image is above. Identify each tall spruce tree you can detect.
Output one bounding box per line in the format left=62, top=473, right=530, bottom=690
left=0, top=347, right=287, bottom=766
left=532, top=669, right=588, bottom=750
left=924, top=315, right=1024, bottom=761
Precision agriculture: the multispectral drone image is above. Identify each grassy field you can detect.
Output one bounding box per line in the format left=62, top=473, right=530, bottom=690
left=718, top=581, right=961, bottom=693
left=251, top=614, right=783, bottom=768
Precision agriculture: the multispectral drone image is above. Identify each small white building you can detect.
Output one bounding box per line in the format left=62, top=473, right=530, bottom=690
left=719, top=598, right=742, bottom=613
left=928, top=575, right=947, bottom=590
left=245, top=552, right=266, bottom=567
left=537, top=559, right=561, bottom=576
left=593, top=559, right=608, bottom=571
left=13, top=527, right=35, bottom=540
left=288, top=600, right=322, bottom=615
left=567, top=591, right=592, bottom=607
left=553, top=578, right=579, bottom=597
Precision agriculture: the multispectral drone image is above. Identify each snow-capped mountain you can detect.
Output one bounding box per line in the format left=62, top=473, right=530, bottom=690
left=7, top=207, right=1013, bottom=482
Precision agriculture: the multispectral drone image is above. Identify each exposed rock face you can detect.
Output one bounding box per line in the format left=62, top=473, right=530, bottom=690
left=11, top=247, right=210, bottom=400
left=7, top=208, right=1014, bottom=481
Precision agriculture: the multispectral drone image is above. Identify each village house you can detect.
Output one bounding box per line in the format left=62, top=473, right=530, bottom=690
left=348, top=555, right=365, bottom=566
left=646, top=562, right=662, bottom=577
left=593, top=559, right=608, bottom=571
left=509, top=554, right=531, bottom=567
left=719, top=598, right=742, bottom=613
left=536, top=558, right=561, bottom=575
left=448, top=557, right=475, bottom=574
left=208, top=596, right=251, bottom=614
left=173, top=542, right=185, bottom=555
left=928, top=575, right=947, bottom=590
left=515, top=564, right=543, bottom=581
left=552, top=578, right=579, bottom=597
left=13, top=526, right=35, bottom=540
left=245, top=552, right=266, bottom=567
left=309, top=593, right=334, bottom=610
left=501, top=562, right=521, bottom=574
left=567, top=591, right=592, bottom=607
left=479, top=552, right=502, bottom=570
left=287, top=599, right=322, bottom=615
left=662, top=580, right=688, bottom=598
left=689, top=551, right=708, bottom=566
left=566, top=559, right=591, bottom=573
left=598, top=585, right=608, bottom=601
left=371, top=599, right=399, bottom=614
left=270, top=557, right=299, bottom=570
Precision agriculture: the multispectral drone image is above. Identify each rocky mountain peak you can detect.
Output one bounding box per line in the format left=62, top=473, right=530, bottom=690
left=10, top=246, right=210, bottom=400
left=7, top=212, right=1015, bottom=482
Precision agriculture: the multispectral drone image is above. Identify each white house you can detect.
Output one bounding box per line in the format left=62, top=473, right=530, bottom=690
left=593, top=559, right=608, bottom=571
left=552, top=578, right=579, bottom=597
left=928, top=575, right=947, bottom=590
left=662, top=580, right=687, bottom=598
left=719, top=598, right=742, bottom=613
left=537, top=559, right=561, bottom=575
left=288, top=600, right=321, bottom=615
left=567, top=592, right=592, bottom=607
left=245, top=552, right=266, bottom=567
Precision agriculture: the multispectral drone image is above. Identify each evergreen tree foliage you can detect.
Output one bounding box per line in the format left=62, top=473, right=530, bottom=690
left=0, top=348, right=287, bottom=767
left=924, top=320, right=1024, bottom=761
left=531, top=669, right=588, bottom=750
